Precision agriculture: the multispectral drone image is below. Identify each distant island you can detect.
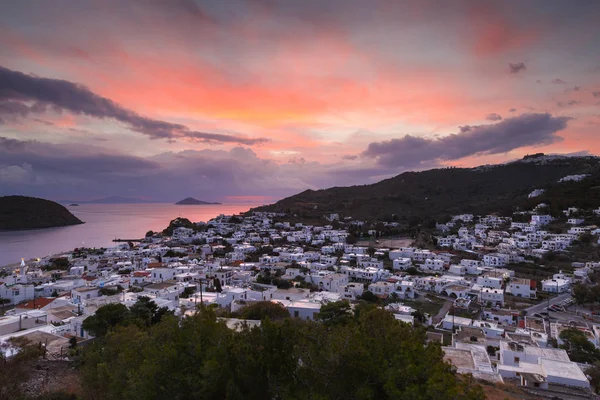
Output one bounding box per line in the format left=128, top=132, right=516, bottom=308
left=0, top=196, right=84, bottom=230
left=175, top=197, right=221, bottom=205
left=59, top=196, right=154, bottom=204
left=70, top=203, right=79, bottom=206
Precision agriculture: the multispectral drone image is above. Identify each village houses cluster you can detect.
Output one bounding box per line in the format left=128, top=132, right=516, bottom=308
left=3, top=203, right=600, bottom=393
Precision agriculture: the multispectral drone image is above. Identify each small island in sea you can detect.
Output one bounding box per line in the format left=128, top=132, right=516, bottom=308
left=0, top=196, right=84, bottom=230
left=70, top=203, right=79, bottom=206
left=175, top=197, right=221, bottom=205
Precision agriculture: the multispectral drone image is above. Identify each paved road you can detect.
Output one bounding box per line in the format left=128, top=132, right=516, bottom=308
left=524, top=292, right=571, bottom=315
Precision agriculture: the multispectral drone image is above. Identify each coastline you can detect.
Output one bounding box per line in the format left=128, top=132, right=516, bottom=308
left=0, top=202, right=262, bottom=270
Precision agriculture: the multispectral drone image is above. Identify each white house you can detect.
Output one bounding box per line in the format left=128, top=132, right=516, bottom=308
left=478, top=288, right=504, bottom=307
left=421, top=258, right=444, bottom=272
left=476, top=276, right=503, bottom=289
left=541, top=278, right=570, bottom=293
left=285, top=300, right=321, bottom=320
left=392, top=258, right=412, bottom=271
left=71, top=286, right=101, bottom=304
left=506, top=278, right=536, bottom=298
left=496, top=341, right=589, bottom=389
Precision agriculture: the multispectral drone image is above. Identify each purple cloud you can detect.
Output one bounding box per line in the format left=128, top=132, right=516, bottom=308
left=508, top=62, right=526, bottom=74
left=556, top=100, right=581, bottom=107
left=0, top=66, right=268, bottom=145
left=486, top=113, right=502, bottom=121
left=362, top=113, right=570, bottom=168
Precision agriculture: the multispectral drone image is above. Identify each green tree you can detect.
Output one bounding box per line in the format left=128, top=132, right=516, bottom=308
left=82, top=303, right=130, bottom=337
left=239, top=301, right=290, bottom=321
left=359, top=290, right=379, bottom=303
left=213, top=277, right=223, bottom=293
left=79, top=303, right=485, bottom=400
left=317, top=300, right=352, bottom=326
left=586, top=362, right=600, bottom=394
left=560, top=328, right=600, bottom=363
left=572, top=283, right=589, bottom=305
left=129, top=296, right=172, bottom=327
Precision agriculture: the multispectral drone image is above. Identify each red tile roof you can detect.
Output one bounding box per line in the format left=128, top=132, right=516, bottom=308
left=17, top=297, right=56, bottom=309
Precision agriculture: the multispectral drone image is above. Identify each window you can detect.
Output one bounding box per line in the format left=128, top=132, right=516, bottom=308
left=14, top=290, right=20, bottom=296
left=514, top=357, right=520, bottom=363
left=294, top=310, right=299, bottom=318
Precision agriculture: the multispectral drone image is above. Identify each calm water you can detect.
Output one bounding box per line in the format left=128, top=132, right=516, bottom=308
left=0, top=203, right=261, bottom=268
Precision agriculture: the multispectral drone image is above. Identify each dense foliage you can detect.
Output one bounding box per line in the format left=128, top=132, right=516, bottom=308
left=559, top=328, right=600, bottom=363
left=81, top=297, right=172, bottom=337
left=80, top=304, right=484, bottom=400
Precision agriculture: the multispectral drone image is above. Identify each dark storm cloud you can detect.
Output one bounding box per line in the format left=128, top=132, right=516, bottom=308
left=552, top=78, right=566, bottom=84
left=362, top=113, right=570, bottom=168
left=0, top=66, right=268, bottom=145
left=0, top=136, right=159, bottom=176
left=486, top=113, right=502, bottom=121
left=508, top=62, right=526, bottom=74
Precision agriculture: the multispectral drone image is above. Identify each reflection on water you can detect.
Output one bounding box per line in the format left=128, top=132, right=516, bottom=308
left=0, top=203, right=259, bottom=267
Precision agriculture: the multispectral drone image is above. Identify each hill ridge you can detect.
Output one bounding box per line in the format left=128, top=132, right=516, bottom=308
left=0, top=196, right=84, bottom=230
left=252, top=155, right=600, bottom=221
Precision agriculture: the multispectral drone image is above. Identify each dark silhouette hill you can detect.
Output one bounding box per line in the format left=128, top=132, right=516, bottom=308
left=175, top=197, right=220, bottom=205
left=253, top=155, right=600, bottom=221
left=0, top=196, right=84, bottom=230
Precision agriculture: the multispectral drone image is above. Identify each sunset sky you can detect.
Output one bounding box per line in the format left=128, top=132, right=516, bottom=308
left=1, top=0, right=599, bottom=202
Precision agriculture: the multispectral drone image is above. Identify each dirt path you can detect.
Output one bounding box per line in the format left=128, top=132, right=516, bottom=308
left=433, top=299, right=453, bottom=324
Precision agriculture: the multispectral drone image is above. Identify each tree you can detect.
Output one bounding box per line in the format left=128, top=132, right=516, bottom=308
left=585, top=362, right=600, bottom=393
left=213, top=277, right=223, bottom=293
left=317, top=300, right=352, bottom=326
left=560, top=328, right=600, bottom=363
left=359, top=290, right=379, bottom=303
left=129, top=296, right=172, bottom=327
left=346, top=234, right=358, bottom=244
left=180, top=286, right=196, bottom=299
left=82, top=303, right=130, bottom=337
left=145, top=230, right=154, bottom=238
left=51, top=290, right=59, bottom=297
left=80, top=305, right=485, bottom=400
left=572, top=283, right=589, bottom=305
left=239, top=301, right=290, bottom=321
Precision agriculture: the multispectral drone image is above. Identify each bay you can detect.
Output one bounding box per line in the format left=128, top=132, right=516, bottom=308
left=0, top=203, right=261, bottom=268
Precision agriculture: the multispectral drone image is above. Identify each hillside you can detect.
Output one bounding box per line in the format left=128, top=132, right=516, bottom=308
left=175, top=197, right=220, bottom=205
left=253, top=155, right=600, bottom=221
left=0, top=196, right=84, bottom=230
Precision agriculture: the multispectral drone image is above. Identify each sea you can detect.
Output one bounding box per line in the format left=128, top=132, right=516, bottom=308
left=0, top=203, right=262, bottom=268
